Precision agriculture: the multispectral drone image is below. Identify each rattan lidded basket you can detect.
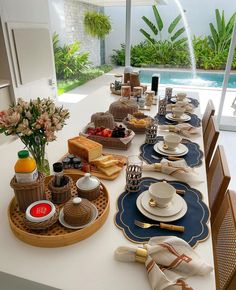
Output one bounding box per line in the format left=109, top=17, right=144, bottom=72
left=63, top=197, right=92, bottom=226
left=48, top=175, right=72, bottom=204
left=109, top=97, right=139, bottom=122
left=10, top=173, right=45, bottom=212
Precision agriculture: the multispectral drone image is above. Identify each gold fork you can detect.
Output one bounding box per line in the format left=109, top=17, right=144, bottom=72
left=134, top=220, right=185, bottom=232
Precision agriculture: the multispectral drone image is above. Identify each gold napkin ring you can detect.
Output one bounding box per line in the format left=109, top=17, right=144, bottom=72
left=154, top=163, right=162, bottom=171
left=135, top=248, right=148, bottom=263
left=168, top=125, right=176, bottom=132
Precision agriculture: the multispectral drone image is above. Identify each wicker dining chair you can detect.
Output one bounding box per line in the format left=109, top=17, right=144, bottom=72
left=207, top=145, right=231, bottom=224
left=204, top=116, right=219, bottom=168
left=212, top=189, right=236, bottom=290
left=202, top=99, right=215, bottom=135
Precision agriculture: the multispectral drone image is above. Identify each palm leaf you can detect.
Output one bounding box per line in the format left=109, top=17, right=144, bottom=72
left=209, top=23, right=219, bottom=45
left=216, top=9, right=223, bottom=36
left=208, top=36, right=216, bottom=50
left=152, top=5, right=163, bottom=31
left=222, top=10, right=226, bottom=35
left=173, top=37, right=188, bottom=46
left=140, top=29, right=155, bottom=44
left=225, top=12, right=236, bottom=33
left=170, top=27, right=185, bottom=42
left=168, top=14, right=182, bottom=34
left=142, top=16, right=158, bottom=35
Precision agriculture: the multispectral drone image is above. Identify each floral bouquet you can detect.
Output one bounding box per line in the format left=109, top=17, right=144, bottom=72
left=0, top=98, right=70, bottom=175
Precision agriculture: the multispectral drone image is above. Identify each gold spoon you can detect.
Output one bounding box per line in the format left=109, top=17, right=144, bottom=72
left=149, top=198, right=158, bottom=207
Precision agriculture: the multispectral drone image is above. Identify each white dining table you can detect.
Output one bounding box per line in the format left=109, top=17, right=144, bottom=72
left=0, top=80, right=216, bottom=290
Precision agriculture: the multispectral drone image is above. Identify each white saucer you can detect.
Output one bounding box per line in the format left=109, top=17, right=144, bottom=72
left=136, top=193, right=187, bottom=222
left=166, top=113, right=191, bottom=122
left=154, top=141, right=189, bottom=157
left=59, top=204, right=98, bottom=230
left=140, top=190, right=183, bottom=217
left=171, top=97, right=191, bottom=103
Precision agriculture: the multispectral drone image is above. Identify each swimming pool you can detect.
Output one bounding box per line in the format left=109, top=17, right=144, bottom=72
left=139, top=69, right=236, bottom=88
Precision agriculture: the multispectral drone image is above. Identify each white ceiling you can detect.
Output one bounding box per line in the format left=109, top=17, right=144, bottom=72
left=78, top=0, right=168, bottom=7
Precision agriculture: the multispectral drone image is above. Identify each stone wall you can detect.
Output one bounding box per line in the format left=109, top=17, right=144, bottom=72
left=50, top=0, right=101, bottom=66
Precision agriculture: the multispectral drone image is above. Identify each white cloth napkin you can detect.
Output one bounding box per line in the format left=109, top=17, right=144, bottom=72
left=115, top=236, right=213, bottom=290
left=143, top=158, right=200, bottom=183
left=158, top=124, right=201, bottom=138
left=166, top=103, right=194, bottom=113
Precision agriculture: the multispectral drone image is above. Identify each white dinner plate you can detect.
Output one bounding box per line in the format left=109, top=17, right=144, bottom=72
left=136, top=193, right=187, bottom=222
left=59, top=204, right=98, bottom=230
left=153, top=141, right=189, bottom=157
left=140, top=190, right=183, bottom=217
left=171, top=97, right=191, bottom=103
left=165, top=113, right=191, bottom=122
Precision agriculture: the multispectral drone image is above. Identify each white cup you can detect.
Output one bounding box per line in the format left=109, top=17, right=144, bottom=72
left=149, top=182, right=176, bottom=208
left=164, top=133, right=182, bottom=150
left=172, top=107, right=185, bottom=118
left=176, top=93, right=187, bottom=101
left=175, top=101, right=187, bottom=107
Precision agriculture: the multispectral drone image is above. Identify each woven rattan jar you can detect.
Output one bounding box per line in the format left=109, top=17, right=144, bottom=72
left=109, top=97, right=139, bottom=122
left=10, top=173, right=45, bottom=212
left=63, top=197, right=92, bottom=227
left=48, top=175, right=72, bottom=204
left=76, top=173, right=101, bottom=201
left=91, top=112, right=115, bottom=129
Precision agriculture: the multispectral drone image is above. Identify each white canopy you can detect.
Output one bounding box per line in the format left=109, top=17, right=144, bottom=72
left=78, top=0, right=168, bottom=7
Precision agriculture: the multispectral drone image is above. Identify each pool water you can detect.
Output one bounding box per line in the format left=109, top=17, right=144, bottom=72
left=139, top=70, right=236, bottom=88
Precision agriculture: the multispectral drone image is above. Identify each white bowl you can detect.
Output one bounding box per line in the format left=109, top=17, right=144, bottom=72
left=176, top=93, right=187, bottom=101
left=164, top=133, right=182, bottom=150
left=172, top=107, right=185, bottom=118
left=149, top=182, right=176, bottom=208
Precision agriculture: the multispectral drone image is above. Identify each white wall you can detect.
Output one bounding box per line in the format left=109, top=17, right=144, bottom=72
left=104, top=0, right=236, bottom=62
left=49, top=0, right=101, bottom=66
left=0, top=0, right=56, bottom=101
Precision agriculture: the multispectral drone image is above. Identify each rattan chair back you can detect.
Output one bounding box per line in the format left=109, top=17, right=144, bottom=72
left=212, top=189, right=236, bottom=290
left=204, top=116, right=219, bottom=168
left=202, top=99, right=215, bottom=135
left=208, top=145, right=231, bottom=224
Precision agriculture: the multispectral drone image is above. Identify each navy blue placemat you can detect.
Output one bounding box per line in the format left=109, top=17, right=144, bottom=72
left=140, top=136, right=203, bottom=167
left=155, top=113, right=201, bottom=127
left=115, top=177, right=210, bottom=248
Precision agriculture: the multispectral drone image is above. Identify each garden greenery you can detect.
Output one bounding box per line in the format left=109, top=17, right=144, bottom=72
left=52, top=32, right=90, bottom=80
left=84, top=11, right=111, bottom=38
left=111, top=9, right=236, bottom=70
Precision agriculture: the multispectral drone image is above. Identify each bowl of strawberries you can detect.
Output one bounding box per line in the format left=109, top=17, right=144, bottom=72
left=81, top=124, right=135, bottom=150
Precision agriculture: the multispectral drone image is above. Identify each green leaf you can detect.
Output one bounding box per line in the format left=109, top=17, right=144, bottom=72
left=168, top=14, right=181, bottom=34
left=140, top=29, right=155, bottom=45
left=209, top=23, right=219, bottom=45
left=170, top=27, right=185, bottom=42
left=216, top=9, right=223, bottom=36
left=152, top=5, right=163, bottom=31
left=141, top=16, right=158, bottom=35
left=226, top=12, right=236, bottom=33
left=173, top=37, right=188, bottom=47
left=208, top=35, right=215, bottom=50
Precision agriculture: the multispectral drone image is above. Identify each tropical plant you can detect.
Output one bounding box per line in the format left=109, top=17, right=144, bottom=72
left=140, top=5, right=187, bottom=46
left=208, top=9, right=236, bottom=53
left=52, top=32, right=90, bottom=80
left=84, top=11, right=111, bottom=38
left=111, top=41, right=190, bottom=68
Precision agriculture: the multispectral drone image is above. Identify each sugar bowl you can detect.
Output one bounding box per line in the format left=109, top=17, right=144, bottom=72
left=76, top=173, right=101, bottom=200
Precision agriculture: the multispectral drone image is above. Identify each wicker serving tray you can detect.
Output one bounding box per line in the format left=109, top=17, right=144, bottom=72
left=8, top=173, right=110, bottom=248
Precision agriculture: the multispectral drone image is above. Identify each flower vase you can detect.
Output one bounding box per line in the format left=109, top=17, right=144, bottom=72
left=37, top=158, right=50, bottom=176
left=28, top=147, right=50, bottom=176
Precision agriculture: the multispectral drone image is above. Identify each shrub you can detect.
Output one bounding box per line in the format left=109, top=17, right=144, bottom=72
left=52, top=32, right=90, bottom=80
